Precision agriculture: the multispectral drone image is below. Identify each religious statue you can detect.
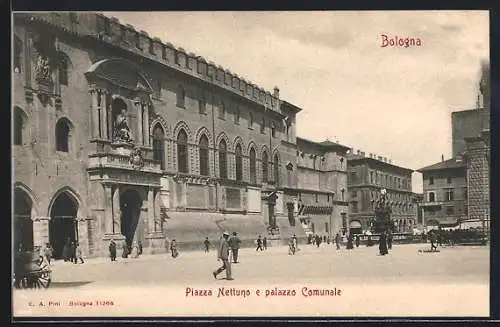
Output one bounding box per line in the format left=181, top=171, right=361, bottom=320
left=113, top=109, right=133, bottom=143
left=35, top=54, right=52, bottom=82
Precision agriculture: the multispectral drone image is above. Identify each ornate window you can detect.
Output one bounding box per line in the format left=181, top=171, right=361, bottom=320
left=262, top=151, right=269, bottom=183
left=177, top=129, right=188, bottom=173
left=249, top=147, right=257, bottom=184
left=55, top=118, right=71, bottom=152
left=58, top=52, right=70, bottom=86
left=199, top=134, right=209, bottom=176
left=219, top=139, right=227, bottom=179
left=235, top=143, right=243, bottom=181
left=152, top=124, right=165, bottom=170
left=176, top=85, right=185, bottom=108
left=13, top=107, right=24, bottom=145
left=273, top=153, right=280, bottom=185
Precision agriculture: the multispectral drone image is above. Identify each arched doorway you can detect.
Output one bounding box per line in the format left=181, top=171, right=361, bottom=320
left=14, top=189, right=34, bottom=252
left=120, top=189, right=143, bottom=250
left=49, top=192, right=79, bottom=259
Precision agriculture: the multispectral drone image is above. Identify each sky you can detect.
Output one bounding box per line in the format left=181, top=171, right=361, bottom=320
left=104, top=11, right=489, bottom=193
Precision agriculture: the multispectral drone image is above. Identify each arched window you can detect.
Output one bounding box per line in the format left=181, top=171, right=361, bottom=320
left=59, top=52, right=70, bottom=86
left=55, top=118, right=71, bottom=152
left=248, top=112, right=254, bottom=129
left=14, top=107, right=24, bottom=146
left=176, top=85, right=185, bottom=108
left=273, top=153, right=280, bottom=185
left=199, top=134, right=209, bottom=176
left=198, top=90, right=206, bottom=114
left=235, top=143, right=243, bottom=181
left=219, top=139, right=227, bottom=179
left=152, top=124, right=165, bottom=170
left=219, top=100, right=226, bottom=119
left=271, top=122, right=276, bottom=138
left=14, top=36, right=22, bottom=73
left=260, top=117, right=265, bottom=134
left=262, top=151, right=269, bottom=183
left=177, top=129, right=188, bottom=173
left=249, top=148, right=257, bottom=184
left=234, top=106, right=240, bottom=124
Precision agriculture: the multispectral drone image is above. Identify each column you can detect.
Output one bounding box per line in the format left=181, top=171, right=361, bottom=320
left=32, top=217, right=50, bottom=248
left=77, top=218, right=89, bottom=257
left=154, top=190, right=161, bottom=232
left=112, top=185, right=121, bottom=234
left=107, top=93, right=113, bottom=141
left=102, top=89, right=108, bottom=140
left=103, top=184, right=113, bottom=235
left=90, top=89, right=99, bottom=138
left=135, top=100, right=143, bottom=145
left=143, top=103, right=150, bottom=146
left=147, top=187, right=155, bottom=234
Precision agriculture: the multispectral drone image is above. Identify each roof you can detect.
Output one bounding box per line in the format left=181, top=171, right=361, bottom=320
left=417, top=158, right=466, bottom=172
left=296, top=137, right=350, bottom=152
left=347, top=154, right=414, bottom=173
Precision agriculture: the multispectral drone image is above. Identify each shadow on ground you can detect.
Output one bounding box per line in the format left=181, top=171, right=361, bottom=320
left=49, top=281, right=93, bottom=288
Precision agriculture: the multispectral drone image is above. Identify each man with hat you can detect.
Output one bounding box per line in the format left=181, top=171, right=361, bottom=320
left=228, top=232, right=242, bottom=263
left=213, top=231, right=233, bottom=280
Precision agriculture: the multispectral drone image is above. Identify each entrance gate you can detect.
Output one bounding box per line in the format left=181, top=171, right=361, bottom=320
left=49, top=192, right=78, bottom=259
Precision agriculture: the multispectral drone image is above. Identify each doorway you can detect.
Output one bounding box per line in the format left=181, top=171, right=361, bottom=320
left=120, top=189, right=143, bottom=250
left=14, top=189, right=34, bottom=252
left=49, top=192, right=78, bottom=259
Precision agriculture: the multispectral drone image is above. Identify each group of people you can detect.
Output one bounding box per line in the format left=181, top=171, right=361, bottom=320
left=307, top=233, right=362, bottom=251
left=255, top=235, right=267, bottom=251
left=108, top=240, right=143, bottom=261
left=212, top=231, right=242, bottom=281
left=62, top=238, right=85, bottom=264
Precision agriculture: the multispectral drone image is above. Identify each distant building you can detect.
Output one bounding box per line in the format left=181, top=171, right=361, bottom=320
left=292, top=138, right=349, bottom=238
left=417, top=156, right=468, bottom=228
left=346, top=151, right=416, bottom=234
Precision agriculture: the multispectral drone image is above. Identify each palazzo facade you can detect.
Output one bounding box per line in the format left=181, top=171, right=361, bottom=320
left=12, top=12, right=347, bottom=257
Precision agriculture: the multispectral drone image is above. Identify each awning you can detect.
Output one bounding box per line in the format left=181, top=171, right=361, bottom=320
left=349, top=221, right=362, bottom=228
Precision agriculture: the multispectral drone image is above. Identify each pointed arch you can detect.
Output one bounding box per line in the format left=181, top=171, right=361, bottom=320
left=55, top=117, right=74, bottom=153
left=177, top=128, right=189, bottom=173
left=152, top=123, right=166, bottom=170
left=249, top=146, right=257, bottom=184
left=259, top=144, right=270, bottom=159
left=216, top=132, right=231, bottom=152
left=149, top=115, right=170, bottom=138
left=13, top=106, right=28, bottom=146
left=246, top=140, right=257, bottom=156
left=13, top=182, right=39, bottom=217
left=195, top=126, right=213, bottom=148
left=47, top=186, right=82, bottom=217
left=173, top=120, right=192, bottom=143
left=235, top=142, right=243, bottom=181
left=232, top=136, right=245, bottom=154
left=58, top=51, right=72, bottom=86
left=218, top=137, right=228, bottom=179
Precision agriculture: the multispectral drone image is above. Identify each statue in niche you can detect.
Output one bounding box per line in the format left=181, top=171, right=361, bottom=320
left=113, top=108, right=133, bottom=143
left=35, top=54, right=52, bottom=82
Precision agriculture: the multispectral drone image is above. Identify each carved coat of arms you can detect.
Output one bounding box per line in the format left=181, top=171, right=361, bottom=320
left=129, top=148, right=144, bottom=169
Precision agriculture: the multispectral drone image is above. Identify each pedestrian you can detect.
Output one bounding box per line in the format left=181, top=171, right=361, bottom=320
left=288, top=237, right=296, bottom=255
left=71, top=240, right=78, bottom=264
left=213, top=231, right=233, bottom=280
left=367, top=235, right=373, bottom=247
left=292, top=234, right=299, bottom=251
left=355, top=235, right=360, bottom=248
left=308, top=234, right=313, bottom=245
left=387, top=230, right=393, bottom=250
left=335, top=233, right=341, bottom=250
left=430, top=232, right=438, bottom=251
left=315, top=234, right=321, bottom=248
left=323, top=235, right=327, bottom=243
left=379, top=231, right=388, bottom=256
left=138, top=240, right=143, bottom=255
left=122, top=241, right=129, bottom=258
left=228, top=232, right=241, bottom=263
left=256, top=235, right=264, bottom=251
left=63, top=238, right=72, bottom=262
left=263, top=236, right=267, bottom=250
left=132, top=241, right=140, bottom=258
left=109, top=240, right=117, bottom=261
left=204, top=237, right=210, bottom=253
left=75, top=242, right=85, bottom=264
left=346, top=234, right=354, bottom=250
left=170, top=239, right=179, bottom=258
left=43, top=243, right=53, bottom=265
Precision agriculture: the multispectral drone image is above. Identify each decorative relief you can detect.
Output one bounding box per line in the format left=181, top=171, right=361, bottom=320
left=129, top=147, right=144, bottom=169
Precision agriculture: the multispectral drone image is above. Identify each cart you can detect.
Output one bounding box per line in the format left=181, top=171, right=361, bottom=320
left=13, top=247, right=52, bottom=289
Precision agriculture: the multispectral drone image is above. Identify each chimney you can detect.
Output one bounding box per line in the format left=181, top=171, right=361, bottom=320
left=360, top=151, right=365, bottom=157
left=273, top=86, right=280, bottom=98
left=441, top=154, right=444, bottom=162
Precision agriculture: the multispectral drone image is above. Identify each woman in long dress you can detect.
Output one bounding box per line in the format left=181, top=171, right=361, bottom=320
left=379, top=231, right=388, bottom=255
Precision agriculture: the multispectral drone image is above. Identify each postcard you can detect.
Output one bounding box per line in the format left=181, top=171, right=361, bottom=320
left=12, top=10, right=490, bottom=318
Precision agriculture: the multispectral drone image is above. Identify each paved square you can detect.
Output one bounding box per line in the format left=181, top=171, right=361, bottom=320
left=13, top=243, right=489, bottom=317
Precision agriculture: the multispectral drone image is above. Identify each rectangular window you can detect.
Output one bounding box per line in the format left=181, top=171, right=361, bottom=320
left=351, top=201, right=358, bottom=213
left=429, top=176, right=434, bottom=185
left=325, top=222, right=329, bottom=233
left=248, top=112, right=254, bottom=129
left=445, top=206, right=454, bottom=215
left=260, top=118, right=265, bottom=134
left=198, top=91, right=206, bottom=114
left=370, top=171, right=374, bottom=184
left=428, top=192, right=435, bottom=202
left=350, top=172, right=357, bottom=183
left=446, top=190, right=454, bottom=201
left=234, top=107, right=240, bottom=124
left=447, top=176, right=452, bottom=184
left=351, top=191, right=357, bottom=199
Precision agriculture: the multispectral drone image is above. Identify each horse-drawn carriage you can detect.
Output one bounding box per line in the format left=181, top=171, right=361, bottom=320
left=13, top=247, right=52, bottom=289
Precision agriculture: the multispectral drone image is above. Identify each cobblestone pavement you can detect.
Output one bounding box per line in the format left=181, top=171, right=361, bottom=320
left=42, top=243, right=489, bottom=288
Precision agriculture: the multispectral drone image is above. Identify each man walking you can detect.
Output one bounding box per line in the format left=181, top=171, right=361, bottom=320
left=213, top=231, right=233, bottom=280
left=204, top=237, right=211, bottom=253
left=335, top=233, right=341, bottom=250
left=228, top=232, right=241, bottom=263
left=109, top=240, right=117, bottom=262
left=256, top=235, right=264, bottom=251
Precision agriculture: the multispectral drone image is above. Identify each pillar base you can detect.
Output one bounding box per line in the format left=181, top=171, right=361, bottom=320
left=145, top=232, right=165, bottom=254
left=103, top=233, right=126, bottom=241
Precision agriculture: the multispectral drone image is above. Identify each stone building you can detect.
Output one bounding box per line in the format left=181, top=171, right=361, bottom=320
left=417, top=156, right=468, bottom=228
left=12, top=12, right=345, bottom=258
left=292, top=138, right=349, bottom=239
left=463, top=61, right=490, bottom=232
left=346, top=151, right=416, bottom=234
